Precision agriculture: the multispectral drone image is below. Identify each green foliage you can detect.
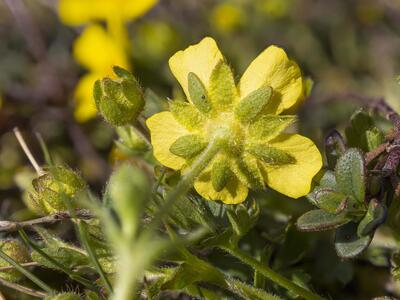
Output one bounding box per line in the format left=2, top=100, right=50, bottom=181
left=0, top=239, right=31, bottom=282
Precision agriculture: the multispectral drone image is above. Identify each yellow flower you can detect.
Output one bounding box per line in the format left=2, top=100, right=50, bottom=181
left=59, top=0, right=158, bottom=25
left=210, top=3, right=245, bottom=33
left=147, top=37, right=322, bottom=204
left=58, top=0, right=158, bottom=122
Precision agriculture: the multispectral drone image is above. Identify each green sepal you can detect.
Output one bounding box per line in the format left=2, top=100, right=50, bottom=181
left=169, top=101, right=206, bottom=130
left=296, top=209, right=351, bottom=232
left=235, top=86, right=272, bottom=123
left=238, top=154, right=265, bottom=190
left=335, top=148, right=366, bottom=203
left=307, top=188, right=348, bottom=213
left=187, top=72, right=212, bottom=113
left=211, top=158, right=232, bottom=192
left=248, top=115, right=296, bottom=141
left=334, top=222, right=372, bottom=258
left=248, top=144, right=295, bottom=165
left=113, top=65, right=134, bottom=79
left=357, top=199, right=386, bottom=237
left=208, top=60, right=236, bottom=109
left=169, top=134, right=207, bottom=158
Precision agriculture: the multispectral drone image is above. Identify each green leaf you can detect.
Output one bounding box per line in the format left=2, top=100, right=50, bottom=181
left=307, top=188, right=348, bottom=213
left=247, top=144, right=295, bottom=165
left=235, top=86, right=272, bottom=122
left=345, top=109, right=383, bottom=152
left=324, top=130, right=346, bottom=169
left=357, top=199, right=386, bottom=236
left=108, top=164, right=149, bottom=238
left=208, top=60, right=236, bottom=109
left=211, top=158, right=232, bottom=192
left=296, top=209, right=351, bottom=232
left=318, top=170, right=337, bottom=189
left=188, top=72, right=212, bottom=113
left=365, top=127, right=385, bottom=151
left=335, top=222, right=372, bottom=258
left=169, top=101, right=206, bottom=130
left=169, top=134, right=207, bottom=158
left=249, top=114, right=296, bottom=141
left=226, top=278, right=283, bottom=300
left=335, top=148, right=366, bottom=203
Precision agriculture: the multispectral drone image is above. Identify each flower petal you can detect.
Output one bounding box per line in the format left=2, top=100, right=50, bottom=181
left=59, top=0, right=157, bottom=25
left=74, top=73, right=99, bottom=122
left=239, top=46, right=303, bottom=114
left=194, top=173, right=248, bottom=204
left=73, top=24, right=129, bottom=72
left=194, top=155, right=248, bottom=204
left=146, top=112, right=190, bottom=170
left=260, top=134, right=322, bottom=198
left=168, top=37, right=223, bottom=102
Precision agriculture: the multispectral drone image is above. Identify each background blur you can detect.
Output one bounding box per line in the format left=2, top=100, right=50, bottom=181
left=1, top=0, right=400, bottom=298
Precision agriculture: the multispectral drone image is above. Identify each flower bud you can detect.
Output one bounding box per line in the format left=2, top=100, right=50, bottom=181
left=28, top=166, right=86, bottom=215
left=115, top=125, right=149, bottom=156
left=0, top=239, right=31, bottom=282
left=94, top=66, right=144, bottom=126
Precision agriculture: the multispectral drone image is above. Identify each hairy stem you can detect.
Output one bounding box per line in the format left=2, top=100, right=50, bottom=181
left=220, top=246, right=325, bottom=300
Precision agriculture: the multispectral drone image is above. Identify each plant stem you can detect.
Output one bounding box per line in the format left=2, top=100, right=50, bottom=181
left=77, top=220, right=114, bottom=294
left=221, top=246, right=325, bottom=300
left=0, top=248, right=54, bottom=295
left=0, top=277, right=48, bottom=298
left=149, top=134, right=223, bottom=231
left=0, top=210, right=93, bottom=232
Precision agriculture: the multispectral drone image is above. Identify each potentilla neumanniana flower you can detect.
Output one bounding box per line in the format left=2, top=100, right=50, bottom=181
left=147, top=37, right=322, bottom=204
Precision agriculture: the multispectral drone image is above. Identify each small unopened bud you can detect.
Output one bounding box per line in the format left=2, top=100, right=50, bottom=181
left=44, top=292, right=81, bottom=300
left=0, top=239, right=30, bottom=282
left=94, top=66, right=144, bottom=126
left=28, top=166, right=86, bottom=215
left=115, top=125, right=149, bottom=156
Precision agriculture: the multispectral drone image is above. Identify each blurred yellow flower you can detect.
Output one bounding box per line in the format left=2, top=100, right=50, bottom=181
left=210, top=3, right=245, bottom=33
left=147, top=37, right=322, bottom=204
left=58, top=0, right=158, bottom=122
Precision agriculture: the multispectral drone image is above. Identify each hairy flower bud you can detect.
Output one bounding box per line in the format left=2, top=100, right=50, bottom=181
left=94, top=66, right=144, bottom=126
left=28, top=166, right=86, bottom=215
left=0, top=239, right=31, bottom=282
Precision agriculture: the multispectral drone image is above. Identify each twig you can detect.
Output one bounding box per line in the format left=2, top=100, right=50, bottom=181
left=0, top=210, right=93, bottom=232
left=0, top=261, right=39, bottom=271
left=14, top=127, right=44, bottom=176
left=365, top=142, right=389, bottom=165
left=0, top=277, right=48, bottom=298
